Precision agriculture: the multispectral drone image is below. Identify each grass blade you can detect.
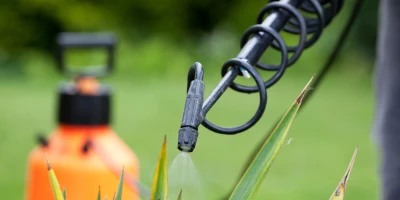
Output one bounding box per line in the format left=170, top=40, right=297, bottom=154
left=229, top=76, right=314, bottom=200
left=114, top=167, right=125, bottom=200
left=150, top=135, right=168, bottom=200
left=329, top=146, right=358, bottom=200
left=177, top=190, right=182, bottom=200
left=46, top=153, right=65, bottom=200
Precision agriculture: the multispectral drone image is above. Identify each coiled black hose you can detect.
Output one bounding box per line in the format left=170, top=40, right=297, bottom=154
left=178, top=0, right=348, bottom=152
left=202, top=0, right=343, bottom=134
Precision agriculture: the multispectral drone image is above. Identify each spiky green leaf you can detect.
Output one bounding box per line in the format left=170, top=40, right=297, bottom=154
left=229, top=76, right=314, bottom=200
left=90, top=137, right=151, bottom=199
left=97, top=186, right=101, bottom=200
left=329, top=146, right=358, bottom=200
left=62, top=187, right=67, bottom=200
left=150, top=135, right=168, bottom=200
left=177, top=190, right=182, bottom=200
left=133, top=178, right=151, bottom=198
left=46, top=153, right=65, bottom=200
left=114, top=167, right=125, bottom=200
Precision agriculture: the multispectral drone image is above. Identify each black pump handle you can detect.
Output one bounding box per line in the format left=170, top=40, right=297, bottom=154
left=56, top=32, right=117, bottom=77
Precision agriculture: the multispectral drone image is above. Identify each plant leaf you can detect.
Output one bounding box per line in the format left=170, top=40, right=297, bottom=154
left=62, top=187, right=67, bottom=200
left=228, top=76, right=314, bottom=200
left=177, top=190, right=182, bottom=200
left=133, top=178, right=151, bottom=199
left=150, top=135, right=168, bottom=200
left=97, top=186, right=101, bottom=200
left=114, top=167, right=125, bottom=200
left=46, top=153, right=65, bottom=200
left=329, top=146, right=358, bottom=200
left=90, top=139, right=152, bottom=199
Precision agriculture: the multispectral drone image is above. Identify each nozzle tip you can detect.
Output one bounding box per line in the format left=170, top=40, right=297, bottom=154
left=178, top=126, right=198, bottom=153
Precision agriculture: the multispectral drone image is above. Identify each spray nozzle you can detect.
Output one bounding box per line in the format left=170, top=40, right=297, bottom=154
left=178, top=127, right=198, bottom=152
left=177, top=62, right=204, bottom=153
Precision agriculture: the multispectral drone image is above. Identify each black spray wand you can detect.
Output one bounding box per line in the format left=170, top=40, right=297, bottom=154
left=178, top=0, right=346, bottom=153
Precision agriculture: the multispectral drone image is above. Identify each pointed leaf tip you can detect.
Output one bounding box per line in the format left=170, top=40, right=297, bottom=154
left=45, top=152, right=51, bottom=171
left=296, top=76, right=314, bottom=105
left=229, top=76, right=313, bottom=200
left=62, top=187, right=67, bottom=200
left=329, top=146, right=359, bottom=200
left=150, top=136, right=168, bottom=200
left=46, top=155, right=64, bottom=200
left=114, top=166, right=124, bottom=200
left=97, top=185, right=101, bottom=200
left=177, top=189, right=182, bottom=200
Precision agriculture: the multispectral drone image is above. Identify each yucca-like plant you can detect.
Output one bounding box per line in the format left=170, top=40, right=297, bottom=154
left=47, top=76, right=358, bottom=200
left=46, top=153, right=125, bottom=200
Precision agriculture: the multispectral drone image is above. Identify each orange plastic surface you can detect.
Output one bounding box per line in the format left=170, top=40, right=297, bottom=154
left=25, top=125, right=140, bottom=200
left=75, top=76, right=100, bottom=95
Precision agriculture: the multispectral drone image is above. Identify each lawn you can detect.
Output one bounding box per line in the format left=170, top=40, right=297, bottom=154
left=0, top=63, right=377, bottom=199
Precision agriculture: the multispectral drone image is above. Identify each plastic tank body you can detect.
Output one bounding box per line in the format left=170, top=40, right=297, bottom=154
left=25, top=77, right=140, bottom=200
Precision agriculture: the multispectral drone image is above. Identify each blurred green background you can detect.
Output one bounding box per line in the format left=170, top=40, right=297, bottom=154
left=0, top=0, right=379, bottom=199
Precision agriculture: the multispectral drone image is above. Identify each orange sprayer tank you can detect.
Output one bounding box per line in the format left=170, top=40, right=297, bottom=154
left=24, top=33, right=140, bottom=200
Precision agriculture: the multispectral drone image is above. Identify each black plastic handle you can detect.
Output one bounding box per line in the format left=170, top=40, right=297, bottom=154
left=56, top=32, right=117, bottom=77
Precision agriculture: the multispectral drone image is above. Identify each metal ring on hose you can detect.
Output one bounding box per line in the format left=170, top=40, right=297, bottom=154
left=201, top=58, right=267, bottom=134
left=250, top=2, right=307, bottom=70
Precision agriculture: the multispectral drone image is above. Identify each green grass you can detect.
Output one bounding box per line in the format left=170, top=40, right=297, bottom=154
left=0, top=62, right=377, bottom=199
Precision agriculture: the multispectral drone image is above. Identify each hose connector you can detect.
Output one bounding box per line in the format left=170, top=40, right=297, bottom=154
left=177, top=62, right=204, bottom=152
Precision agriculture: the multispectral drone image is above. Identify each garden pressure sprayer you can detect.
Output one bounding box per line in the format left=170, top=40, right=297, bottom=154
left=25, top=33, right=141, bottom=200
left=177, top=0, right=362, bottom=153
